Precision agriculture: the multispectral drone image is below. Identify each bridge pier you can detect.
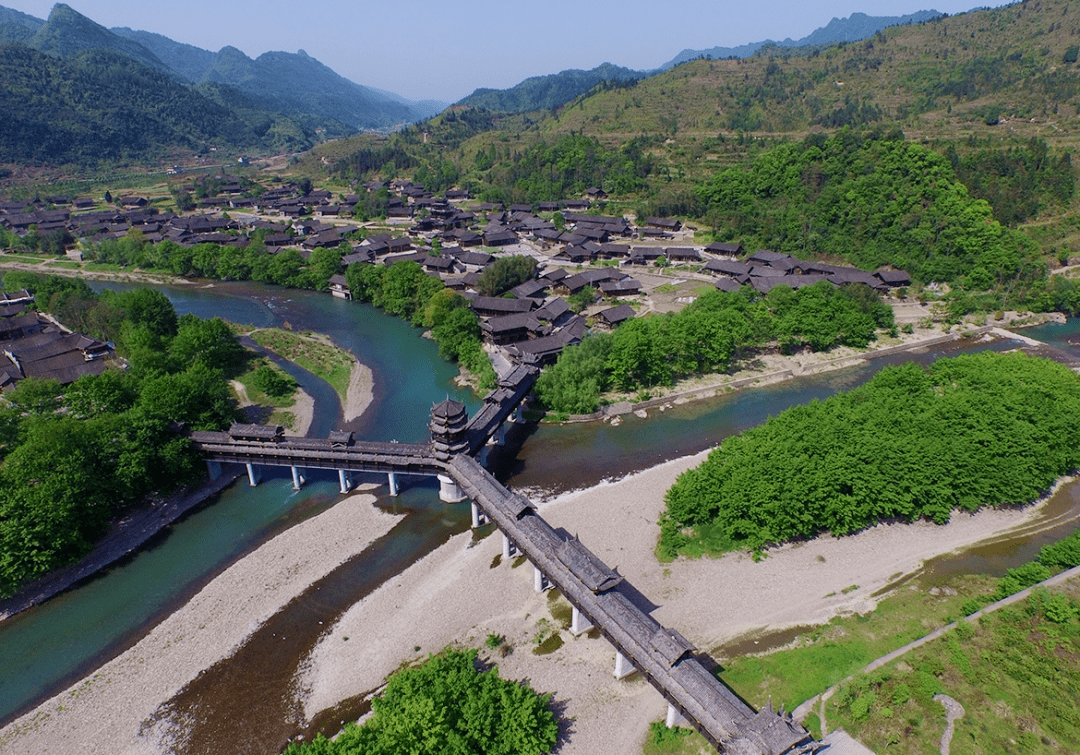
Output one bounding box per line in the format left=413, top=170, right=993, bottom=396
left=246, top=462, right=261, bottom=487
left=206, top=460, right=222, bottom=481
left=338, top=470, right=352, bottom=494
left=291, top=466, right=305, bottom=490
left=534, top=565, right=551, bottom=593
left=614, top=650, right=636, bottom=680
left=437, top=474, right=466, bottom=503
left=571, top=605, right=593, bottom=635
left=387, top=472, right=399, bottom=497
left=470, top=501, right=488, bottom=528
left=502, top=532, right=518, bottom=559
left=666, top=703, right=689, bottom=729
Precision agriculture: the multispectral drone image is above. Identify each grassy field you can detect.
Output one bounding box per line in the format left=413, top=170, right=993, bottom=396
left=829, top=581, right=1080, bottom=754
left=250, top=328, right=353, bottom=404
left=716, top=575, right=995, bottom=715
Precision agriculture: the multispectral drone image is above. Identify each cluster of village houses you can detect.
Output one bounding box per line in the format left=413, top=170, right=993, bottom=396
left=0, top=178, right=911, bottom=385
left=0, top=289, right=112, bottom=391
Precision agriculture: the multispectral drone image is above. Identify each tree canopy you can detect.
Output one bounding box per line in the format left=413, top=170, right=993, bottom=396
left=0, top=273, right=239, bottom=597
left=661, top=351, right=1080, bottom=558
left=282, top=649, right=558, bottom=755
left=536, top=283, right=893, bottom=415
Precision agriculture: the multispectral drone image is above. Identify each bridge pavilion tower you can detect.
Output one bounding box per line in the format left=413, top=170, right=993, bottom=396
left=430, top=398, right=469, bottom=502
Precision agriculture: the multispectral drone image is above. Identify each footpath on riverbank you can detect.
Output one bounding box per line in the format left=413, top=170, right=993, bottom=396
left=792, top=563, right=1080, bottom=734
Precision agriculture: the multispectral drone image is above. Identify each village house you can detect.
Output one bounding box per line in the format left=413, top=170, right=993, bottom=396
left=594, top=303, right=636, bottom=330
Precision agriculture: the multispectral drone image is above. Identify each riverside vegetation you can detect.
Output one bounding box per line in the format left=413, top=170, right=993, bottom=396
left=535, top=281, right=893, bottom=415
left=660, top=351, right=1080, bottom=559
left=0, top=272, right=243, bottom=597
left=282, top=649, right=558, bottom=755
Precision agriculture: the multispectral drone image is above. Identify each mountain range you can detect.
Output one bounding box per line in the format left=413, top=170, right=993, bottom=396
left=660, top=9, right=945, bottom=69
left=456, top=9, right=950, bottom=115
left=0, top=3, right=446, bottom=132
left=0, top=2, right=972, bottom=167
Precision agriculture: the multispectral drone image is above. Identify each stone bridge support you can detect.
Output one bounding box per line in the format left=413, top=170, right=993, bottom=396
left=387, top=471, right=399, bottom=497
left=437, top=474, right=465, bottom=503
left=502, top=532, right=518, bottom=559
left=571, top=605, right=593, bottom=635
left=471, top=501, right=488, bottom=529
left=338, top=470, right=352, bottom=494
left=666, top=703, right=689, bottom=729
left=291, top=466, right=305, bottom=490
left=614, top=649, right=636, bottom=680
left=534, top=565, right=551, bottom=593
left=206, top=460, right=222, bottom=481
left=246, top=462, right=261, bottom=487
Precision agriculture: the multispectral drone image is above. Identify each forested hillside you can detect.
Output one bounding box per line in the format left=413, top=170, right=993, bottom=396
left=0, top=44, right=312, bottom=164
left=456, top=63, right=642, bottom=114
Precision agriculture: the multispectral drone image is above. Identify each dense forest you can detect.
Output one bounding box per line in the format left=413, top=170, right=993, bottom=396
left=659, top=352, right=1080, bottom=559
left=536, top=282, right=894, bottom=415
left=282, top=649, right=558, bottom=755
left=0, top=43, right=315, bottom=165
left=696, top=129, right=1037, bottom=292
left=0, top=273, right=240, bottom=597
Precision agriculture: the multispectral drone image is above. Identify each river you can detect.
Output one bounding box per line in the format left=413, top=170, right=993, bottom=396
left=1, top=282, right=1079, bottom=747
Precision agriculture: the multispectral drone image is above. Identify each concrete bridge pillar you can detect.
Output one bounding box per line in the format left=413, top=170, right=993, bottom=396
left=387, top=471, right=399, bottom=497
left=614, top=650, right=636, bottom=680
left=666, top=703, right=689, bottom=729
left=338, top=470, right=352, bottom=495
left=534, top=565, right=551, bottom=593
left=291, top=466, right=305, bottom=491
left=206, top=460, right=222, bottom=481
left=470, top=501, right=488, bottom=529
left=571, top=605, right=593, bottom=635
left=502, top=532, right=518, bottom=559
left=437, top=474, right=466, bottom=503
left=246, top=462, right=261, bottom=487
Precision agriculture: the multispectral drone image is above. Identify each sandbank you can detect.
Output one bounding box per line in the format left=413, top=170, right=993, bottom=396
left=298, top=453, right=1079, bottom=754
left=342, top=359, right=374, bottom=423
left=0, top=491, right=400, bottom=755
left=284, top=386, right=315, bottom=437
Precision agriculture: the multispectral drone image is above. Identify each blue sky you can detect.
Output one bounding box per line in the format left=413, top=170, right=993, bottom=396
left=3, top=1, right=1010, bottom=102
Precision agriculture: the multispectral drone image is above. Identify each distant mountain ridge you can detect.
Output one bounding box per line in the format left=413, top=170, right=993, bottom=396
left=660, top=10, right=944, bottom=68
left=0, top=2, right=444, bottom=132
left=112, top=28, right=447, bottom=130
left=453, top=10, right=946, bottom=116
left=456, top=62, right=642, bottom=113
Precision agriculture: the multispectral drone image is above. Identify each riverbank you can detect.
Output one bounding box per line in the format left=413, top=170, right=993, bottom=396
left=0, top=490, right=400, bottom=754
left=559, top=314, right=1067, bottom=423
left=297, top=454, right=1080, bottom=755
left=0, top=468, right=243, bottom=624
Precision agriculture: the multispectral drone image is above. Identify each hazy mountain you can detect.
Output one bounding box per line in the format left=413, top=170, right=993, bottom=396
left=26, top=3, right=171, bottom=74
left=661, top=10, right=944, bottom=68
left=456, top=62, right=644, bottom=113
left=111, top=26, right=216, bottom=82
left=0, top=2, right=442, bottom=135
left=0, top=43, right=311, bottom=165
left=112, top=27, right=442, bottom=130
left=0, top=4, right=43, bottom=31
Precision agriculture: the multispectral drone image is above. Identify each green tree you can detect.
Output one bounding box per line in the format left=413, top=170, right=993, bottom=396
left=283, top=649, right=558, bottom=755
